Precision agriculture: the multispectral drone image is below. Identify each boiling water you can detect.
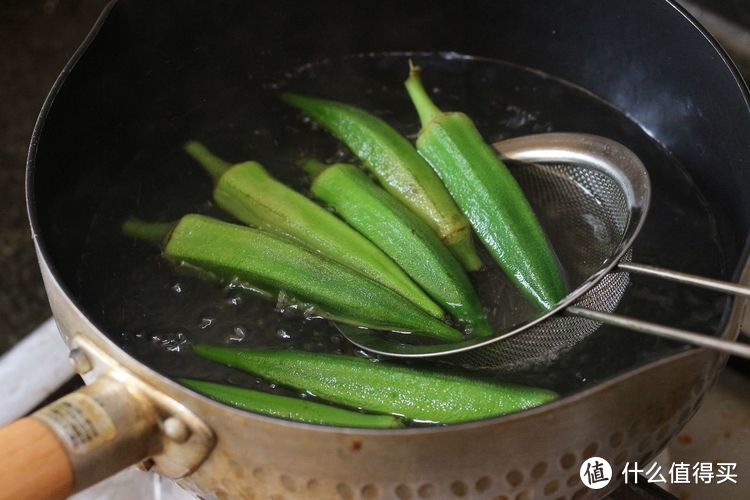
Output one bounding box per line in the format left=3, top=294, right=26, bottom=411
left=76, top=53, right=726, bottom=421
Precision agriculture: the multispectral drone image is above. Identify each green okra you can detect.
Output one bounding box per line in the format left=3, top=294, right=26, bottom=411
left=405, top=65, right=566, bottom=311
left=193, top=346, right=559, bottom=424
left=281, top=93, right=482, bottom=271
left=123, top=214, right=462, bottom=341
left=308, top=160, right=491, bottom=337
left=184, top=142, right=443, bottom=319
left=179, top=378, right=403, bottom=428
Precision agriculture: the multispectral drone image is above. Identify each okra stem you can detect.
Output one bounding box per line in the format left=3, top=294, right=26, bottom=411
left=121, top=217, right=174, bottom=246
left=405, top=63, right=441, bottom=126
left=300, top=158, right=328, bottom=179
left=184, top=141, right=231, bottom=182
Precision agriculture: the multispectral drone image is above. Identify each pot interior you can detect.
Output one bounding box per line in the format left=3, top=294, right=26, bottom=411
left=29, top=0, right=750, bottom=419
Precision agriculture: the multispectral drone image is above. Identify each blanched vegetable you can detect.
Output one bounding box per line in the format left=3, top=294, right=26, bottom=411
left=184, top=142, right=443, bottom=318
left=281, top=93, right=482, bottom=271
left=180, top=378, right=404, bottom=428
left=308, top=160, right=491, bottom=337
left=122, top=214, right=463, bottom=341
left=405, top=65, right=566, bottom=310
left=193, top=346, right=559, bottom=424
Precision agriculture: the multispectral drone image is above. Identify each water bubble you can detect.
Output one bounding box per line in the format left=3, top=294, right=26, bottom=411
left=227, top=281, right=271, bottom=300
left=502, top=104, right=539, bottom=129
left=302, top=306, right=318, bottom=318
left=276, top=291, right=291, bottom=310
left=225, top=326, right=247, bottom=343
left=199, top=317, right=215, bottom=330
left=152, top=332, right=188, bottom=352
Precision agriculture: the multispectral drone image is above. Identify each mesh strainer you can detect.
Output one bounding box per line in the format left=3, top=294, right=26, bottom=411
left=339, top=133, right=750, bottom=369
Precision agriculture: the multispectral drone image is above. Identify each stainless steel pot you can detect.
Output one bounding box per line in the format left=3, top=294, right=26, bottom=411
left=2, top=1, right=749, bottom=499
left=30, top=255, right=748, bottom=499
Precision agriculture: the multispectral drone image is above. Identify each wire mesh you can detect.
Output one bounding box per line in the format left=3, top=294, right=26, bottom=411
left=450, top=160, right=635, bottom=369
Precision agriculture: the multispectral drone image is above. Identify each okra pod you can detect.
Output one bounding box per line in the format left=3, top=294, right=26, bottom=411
left=180, top=378, right=403, bottom=428
left=405, top=66, right=566, bottom=310
left=281, top=93, right=482, bottom=271
left=184, top=142, right=443, bottom=318
left=123, top=214, right=462, bottom=341
left=308, top=161, right=491, bottom=337
left=193, top=346, right=558, bottom=424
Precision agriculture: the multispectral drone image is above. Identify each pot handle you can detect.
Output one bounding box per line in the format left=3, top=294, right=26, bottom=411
left=0, top=417, right=74, bottom=499
left=0, top=376, right=160, bottom=500
left=0, top=333, right=216, bottom=499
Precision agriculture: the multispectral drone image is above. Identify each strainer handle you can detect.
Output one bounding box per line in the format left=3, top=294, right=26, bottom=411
left=619, top=262, right=750, bottom=297
left=566, top=306, right=750, bottom=359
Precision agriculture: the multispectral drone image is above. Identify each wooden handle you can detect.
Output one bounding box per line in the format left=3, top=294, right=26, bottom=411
left=0, top=417, right=73, bottom=500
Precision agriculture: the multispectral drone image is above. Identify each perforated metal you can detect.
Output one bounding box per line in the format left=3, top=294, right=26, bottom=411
left=455, top=263, right=631, bottom=370
left=339, top=134, right=652, bottom=369
left=451, top=160, right=635, bottom=370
